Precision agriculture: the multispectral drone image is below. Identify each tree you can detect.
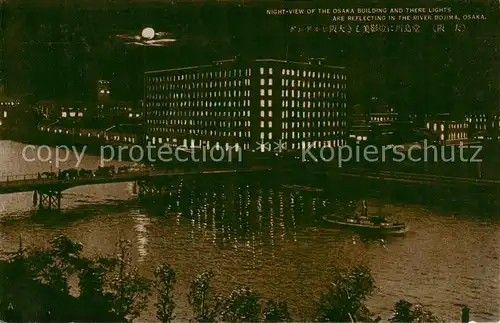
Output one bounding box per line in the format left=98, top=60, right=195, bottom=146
left=219, top=287, right=260, bottom=322
left=188, top=271, right=223, bottom=322
left=154, top=263, right=177, bottom=323
left=106, top=239, right=152, bottom=323
left=0, top=236, right=152, bottom=322
left=263, top=299, right=292, bottom=322
left=390, top=300, right=441, bottom=323
left=314, top=265, right=375, bottom=322
left=390, top=300, right=413, bottom=323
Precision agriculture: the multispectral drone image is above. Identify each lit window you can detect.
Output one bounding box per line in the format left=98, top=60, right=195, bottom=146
left=260, top=79, right=265, bottom=86
left=268, top=89, right=272, bottom=96
left=260, top=100, right=265, bottom=107
left=260, top=89, right=265, bottom=96
left=269, top=79, right=273, bottom=85
left=261, top=111, right=265, bottom=117
left=261, top=121, right=264, bottom=128
left=260, top=67, right=264, bottom=74
left=268, top=100, right=272, bottom=107
left=269, top=68, right=273, bottom=74
left=268, top=121, right=272, bottom=127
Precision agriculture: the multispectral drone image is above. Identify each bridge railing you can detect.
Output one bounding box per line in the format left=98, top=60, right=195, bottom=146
left=0, top=167, right=271, bottom=186
left=0, top=174, right=40, bottom=183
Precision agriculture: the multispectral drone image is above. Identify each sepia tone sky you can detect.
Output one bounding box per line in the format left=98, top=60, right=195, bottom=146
left=0, top=0, right=498, bottom=114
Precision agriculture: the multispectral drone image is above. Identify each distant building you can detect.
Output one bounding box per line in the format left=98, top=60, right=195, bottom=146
left=349, top=103, right=404, bottom=142
left=465, top=111, right=500, bottom=139
left=37, top=100, right=86, bottom=123
left=94, top=80, right=141, bottom=127
left=97, top=80, right=111, bottom=102
left=0, top=96, right=21, bottom=129
left=144, top=58, right=348, bottom=152
left=425, top=113, right=468, bottom=143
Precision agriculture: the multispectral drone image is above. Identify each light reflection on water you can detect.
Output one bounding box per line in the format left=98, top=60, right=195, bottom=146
left=0, top=141, right=499, bottom=321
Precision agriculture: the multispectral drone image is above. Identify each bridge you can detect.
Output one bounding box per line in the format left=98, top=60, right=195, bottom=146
left=0, top=167, right=272, bottom=211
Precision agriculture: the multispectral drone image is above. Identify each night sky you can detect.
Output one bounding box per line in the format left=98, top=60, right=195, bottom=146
left=1, top=0, right=498, bottom=115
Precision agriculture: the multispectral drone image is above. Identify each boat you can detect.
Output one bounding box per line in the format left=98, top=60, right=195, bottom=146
left=322, top=215, right=406, bottom=234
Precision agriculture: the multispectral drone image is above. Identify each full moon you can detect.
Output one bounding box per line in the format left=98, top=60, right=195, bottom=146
left=141, top=27, right=155, bottom=40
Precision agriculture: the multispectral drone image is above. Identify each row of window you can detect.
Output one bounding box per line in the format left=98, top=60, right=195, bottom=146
left=146, top=98, right=345, bottom=111
left=149, top=131, right=253, bottom=139
left=0, top=101, right=19, bottom=106
left=147, top=100, right=252, bottom=108
left=146, top=136, right=346, bottom=151
left=280, top=79, right=346, bottom=89
left=148, top=119, right=345, bottom=129
left=146, top=79, right=251, bottom=92
left=148, top=110, right=252, bottom=118
left=279, top=68, right=346, bottom=80
left=149, top=119, right=252, bottom=127
left=147, top=89, right=252, bottom=101
left=281, top=90, right=346, bottom=99
left=426, top=122, right=469, bottom=132
left=148, top=68, right=252, bottom=84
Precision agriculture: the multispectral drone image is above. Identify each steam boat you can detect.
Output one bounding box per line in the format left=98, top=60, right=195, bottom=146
left=322, top=215, right=406, bottom=234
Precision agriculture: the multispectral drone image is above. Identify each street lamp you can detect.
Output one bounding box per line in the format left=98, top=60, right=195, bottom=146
left=49, top=160, right=53, bottom=173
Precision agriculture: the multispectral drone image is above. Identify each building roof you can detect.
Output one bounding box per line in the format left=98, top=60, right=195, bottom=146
left=145, top=58, right=345, bottom=74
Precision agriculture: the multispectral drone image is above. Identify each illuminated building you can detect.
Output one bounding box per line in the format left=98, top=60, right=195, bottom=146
left=37, top=100, right=85, bottom=121
left=144, top=58, right=348, bottom=152
left=0, top=97, right=20, bottom=128
left=94, top=81, right=141, bottom=126
left=465, top=112, right=500, bottom=139
left=425, top=113, right=468, bottom=143
left=97, top=80, right=111, bottom=102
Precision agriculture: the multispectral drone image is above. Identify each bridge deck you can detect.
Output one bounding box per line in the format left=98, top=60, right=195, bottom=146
left=0, top=167, right=272, bottom=194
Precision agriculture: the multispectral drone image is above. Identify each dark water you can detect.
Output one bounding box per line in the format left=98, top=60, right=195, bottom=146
left=0, top=140, right=499, bottom=321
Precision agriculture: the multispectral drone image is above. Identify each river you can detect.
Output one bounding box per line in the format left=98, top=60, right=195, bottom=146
left=0, top=140, right=499, bottom=321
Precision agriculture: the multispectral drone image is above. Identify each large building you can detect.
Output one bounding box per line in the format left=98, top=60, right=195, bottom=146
left=144, top=58, right=348, bottom=153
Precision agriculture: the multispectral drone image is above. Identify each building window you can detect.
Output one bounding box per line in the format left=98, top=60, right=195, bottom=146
left=260, top=67, right=264, bottom=74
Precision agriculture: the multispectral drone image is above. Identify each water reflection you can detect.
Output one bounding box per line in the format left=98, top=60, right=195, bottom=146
left=131, top=209, right=150, bottom=263
left=166, top=176, right=328, bottom=259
